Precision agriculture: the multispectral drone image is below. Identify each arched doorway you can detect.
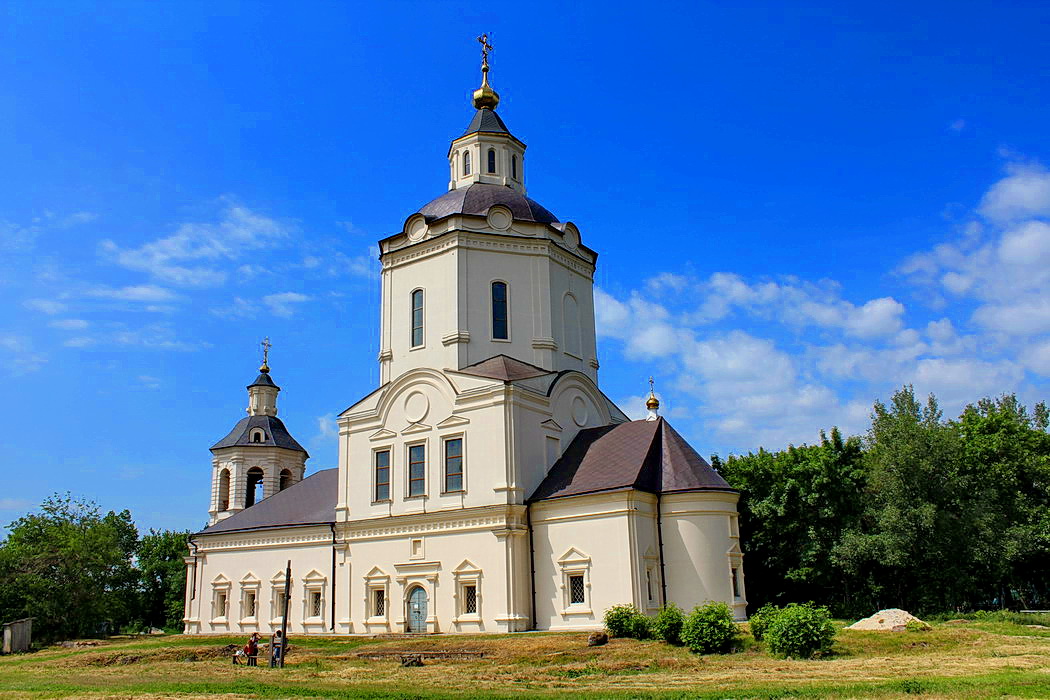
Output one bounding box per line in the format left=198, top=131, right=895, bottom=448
left=406, top=586, right=428, bottom=633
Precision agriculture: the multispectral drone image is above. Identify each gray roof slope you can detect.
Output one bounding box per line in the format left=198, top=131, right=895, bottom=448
left=418, top=183, right=558, bottom=225
left=211, top=415, right=309, bottom=455
left=459, top=354, right=552, bottom=382
left=528, top=418, right=734, bottom=502
left=463, top=108, right=510, bottom=136
left=198, top=468, right=337, bottom=535
left=248, top=372, right=276, bottom=388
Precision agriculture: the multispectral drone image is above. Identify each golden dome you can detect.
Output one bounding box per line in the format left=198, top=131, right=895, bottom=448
left=646, top=393, right=660, bottom=411
left=472, top=33, right=500, bottom=110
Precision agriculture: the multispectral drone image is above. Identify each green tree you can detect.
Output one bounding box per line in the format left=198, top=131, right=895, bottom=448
left=0, top=494, right=140, bottom=643
left=137, top=529, right=191, bottom=631
left=719, top=427, right=866, bottom=615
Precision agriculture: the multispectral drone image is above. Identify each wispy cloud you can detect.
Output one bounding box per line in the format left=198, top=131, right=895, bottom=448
left=0, top=334, right=47, bottom=374
left=263, top=292, right=311, bottom=317
left=23, top=298, right=68, bottom=314
left=99, top=202, right=292, bottom=287
left=49, top=319, right=90, bottom=330
left=87, top=285, right=178, bottom=303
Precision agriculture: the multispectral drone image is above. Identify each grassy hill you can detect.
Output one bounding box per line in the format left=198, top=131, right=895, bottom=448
left=1, top=618, right=1049, bottom=698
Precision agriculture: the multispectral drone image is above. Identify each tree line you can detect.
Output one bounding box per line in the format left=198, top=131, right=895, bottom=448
left=716, top=386, right=1050, bottom=617
left=0, top=495, right=189, bottom=644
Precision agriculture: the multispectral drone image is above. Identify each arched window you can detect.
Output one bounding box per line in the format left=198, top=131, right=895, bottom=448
left=251, top=429, right=264, bottom=443
left=410, top=289, right=424, bottom=347
left=462, top=151, right=471, bottom=176
left=487, top=149, right=496, bottom=174
left=218, top=468, right=231, bottom=511
left=279, top=469, right=293, bottom=491
left=246, top=467, right=264, bottom=507
left=563, top=294, right=581, bottom=357
left=512, top=154, right=518, bottom=180
left=491, top=281, right=508, bottom=340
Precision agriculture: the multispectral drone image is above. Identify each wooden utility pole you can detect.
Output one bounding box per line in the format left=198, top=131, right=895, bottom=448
left=279, top=560, right=291, bottom=668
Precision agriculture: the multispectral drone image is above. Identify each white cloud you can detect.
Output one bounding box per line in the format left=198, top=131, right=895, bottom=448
left=979, top=163, right=1050, bottom=223
left=100, top=203, right=292, bottom=287
left=88, top=285, right=178, bottom=303
left=64, top=336, right=97, bottom=348
left=0, top=334, right=46, bottom=374
left=23, top=298, right=67, bottom=314
left=316, top=414, right=338, bottom=440
left=49, top=319, right=89, bottom=330
left=263, top=292, right=311, bottom=317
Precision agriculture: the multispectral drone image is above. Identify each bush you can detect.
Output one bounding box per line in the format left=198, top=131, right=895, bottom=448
left=628, top=612, right=656, bottom=640
left=748, top=603, right=781, bottom=641
left=653, top=603, right=685, bottom=645
left=681, top=602, right=739, bottom=654
left=604, top=604, right=642, bottom=638
left=765, top=603, right=836, bottom=658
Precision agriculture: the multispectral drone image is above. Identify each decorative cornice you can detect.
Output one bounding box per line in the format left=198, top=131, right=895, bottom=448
left=531, top=336, right=557, bottom=351
left=442, top=330, right=471, bottom=346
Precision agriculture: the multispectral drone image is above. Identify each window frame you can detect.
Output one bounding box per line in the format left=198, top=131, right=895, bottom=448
left=462, top=150, right=471, bottom=176
left=270, top=572, right=290, bottom=625
left=301, top=570, right=327, bottom=625
left=452, top=560, right=482, bottom=622
left=442, top=435, right=465, bottom=494
left=406, top=441, right=427, bottom=498
left=487, top=148, right=496, bottom=174
left=490, top=280, right=510, bottom=341
left=364, top=568, right=391, bottom=624
left=511, top=154, right=518, bottom=180
left=410, top=288, right=425, bottom=349
left=373, top=448, right=392, bottom=503
left=558, top=548, right=592, bottom=615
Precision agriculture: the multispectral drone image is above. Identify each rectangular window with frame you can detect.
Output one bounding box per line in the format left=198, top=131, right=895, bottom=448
left=374, top=450, right=391, bottom=501
left=569, top=575, right=585, bottom=605
left=274, top=590, right=287, bottom=620
left=411, top=289, right=424, bottom=347
left=408, top=444, right=426, bottom=496
left=310, top=591, right=322, bottom=618
left=373, top=588, right=386, bottom=617
left=245, top=591, right=257, bottom=618
left=731, top=568, right=740, bottom=598
left=444, top=438, right=463, bottom=492
left=215, top=592, right=227, bottom=618
left=491, top=281, right=508, bottom=340
left=464, top=585, right=477, bottom=614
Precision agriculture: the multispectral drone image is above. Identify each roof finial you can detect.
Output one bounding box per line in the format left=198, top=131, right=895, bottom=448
left=259, top=336, right=272, bottom=373
left=473, top=33, right=500, bottom=110
left=645, top=376, right=660, bottom=420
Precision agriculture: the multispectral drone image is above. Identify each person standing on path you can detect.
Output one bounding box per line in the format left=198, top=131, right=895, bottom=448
left=269, top=629, right=284, bottom=667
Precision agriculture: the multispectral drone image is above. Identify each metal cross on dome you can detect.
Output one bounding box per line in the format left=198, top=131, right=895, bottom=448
left=260, top=337, right=272, bottom=369
left=649, top=376, right=655, bottom=394
left=477, top=33, right=493, bottom=71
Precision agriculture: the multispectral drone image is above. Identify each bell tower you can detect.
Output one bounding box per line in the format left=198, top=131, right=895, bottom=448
left=208, top=340, right=309, bottom=524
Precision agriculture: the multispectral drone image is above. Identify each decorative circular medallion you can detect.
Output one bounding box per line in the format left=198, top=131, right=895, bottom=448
left=571, top=395, right=588, bottom=427
left=404, top=391, right=430, bottom=423
left=563, top=223, right=579, bottom=250
left=486, top=206, right=512, bottom=231
left=407, top=216, right=427, bottom=242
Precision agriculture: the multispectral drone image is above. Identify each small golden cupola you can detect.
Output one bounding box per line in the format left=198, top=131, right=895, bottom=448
left=645, top=377, right=660, bottom=421
left=473, top=33, right=499, bottom=110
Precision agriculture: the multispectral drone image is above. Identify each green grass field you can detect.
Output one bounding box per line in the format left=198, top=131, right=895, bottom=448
left=1, top=618, right=1049, bottom=699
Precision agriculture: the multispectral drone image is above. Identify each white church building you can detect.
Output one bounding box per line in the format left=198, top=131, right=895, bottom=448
left=182, top=55, right=746, bottom=635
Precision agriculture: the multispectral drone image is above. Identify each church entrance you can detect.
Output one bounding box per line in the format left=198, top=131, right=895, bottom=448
left=406, top=586, right=428, bottom=633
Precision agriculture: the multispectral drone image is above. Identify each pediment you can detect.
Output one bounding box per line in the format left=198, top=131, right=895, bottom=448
left=270, top=570, right=287, bottom=584
left=401, top=422, right=432, bottom=436
left=369, top=428, right=397, bottom=441
left=540, top=419, right=563, bottom=432
left=303, top=569, right=326, bottom=582
left=453, top=559, right=481, bottom=574
left=558, top=547, right=590, bottom=564
left=240, top=571, right=259, bottom=583
left=211, top=573, right=230, bottom=584
left=364, top=566, right=390, bottom=581
left=436, top=414, right=471, bottom=428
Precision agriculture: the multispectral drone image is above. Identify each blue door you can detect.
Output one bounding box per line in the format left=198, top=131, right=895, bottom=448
left=407, top=587, right=428, bottom=633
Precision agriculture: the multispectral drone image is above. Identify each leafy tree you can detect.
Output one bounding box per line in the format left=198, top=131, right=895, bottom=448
left=720, top=427, right=866, bottom=615
left=137, top=529, right=191, bottom=631
left=0, top=494, right=140, bottom=643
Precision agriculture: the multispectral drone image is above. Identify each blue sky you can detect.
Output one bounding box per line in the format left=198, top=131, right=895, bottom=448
left=2, top=1, right=1049, bottom=533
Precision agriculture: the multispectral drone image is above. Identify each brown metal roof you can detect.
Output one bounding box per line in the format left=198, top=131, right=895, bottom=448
left=458, top=354, right=553, bottom=382
left=418, top=183, right=558, bottom=225
left=528, top=418, right=734, bottom=502
left=197, top=468, right=337, bottom=535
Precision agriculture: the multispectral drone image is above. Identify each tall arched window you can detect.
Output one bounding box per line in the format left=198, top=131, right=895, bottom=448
left=245, top=467, right=264, bottom=507
left=462, top=151, right=471, bottom=176
left=218, top=468, right=231, bottom=511
left=411, top=289, right=424, bottom=347
left=512, top=154, right=518, bottom=180
left=279, top=469, right=293, bottom=491
left=491, top=281, right=508, bottom=340
left=563, top=293, right=581, bottom=357
left=487, top=149, right=496, bottom=174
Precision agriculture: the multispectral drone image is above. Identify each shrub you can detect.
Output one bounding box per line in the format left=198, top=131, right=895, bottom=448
left=681, top=601, right=739, bottom=654
left=905, top=618, right=932, bottom=632
left=629, top=612, right=656, bottom=640
left=765, top=603, right=836, bottom=658
left=748, top=603, right=781, bottom=641
left=653, top=603, right=685, bottom=645
left=604, top=604, right=641, bottom=638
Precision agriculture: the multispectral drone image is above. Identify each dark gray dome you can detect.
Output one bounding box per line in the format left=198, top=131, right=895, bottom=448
left=418, top=183, right=558, bottom=225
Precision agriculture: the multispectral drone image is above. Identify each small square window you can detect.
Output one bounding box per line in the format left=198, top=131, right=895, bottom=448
left=464, top=585, right=477, bottom=614
left=411, top=538, right=423, bottom=558
left=373, top=589, right=386, bottom=617
left=569, top=575, right=585, bottom=605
